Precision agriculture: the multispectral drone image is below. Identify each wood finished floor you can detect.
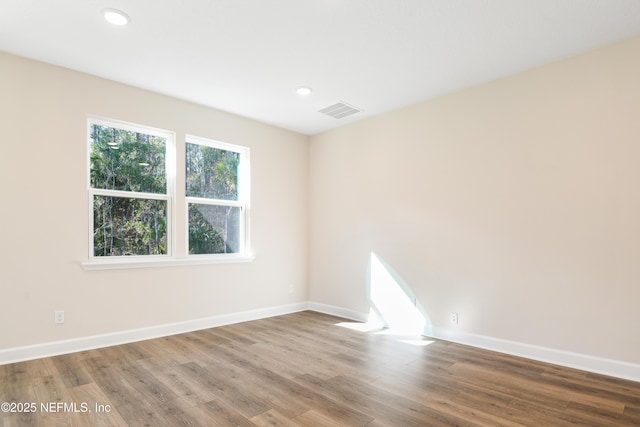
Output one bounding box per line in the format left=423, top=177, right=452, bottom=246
left=1, top=311, right=639, bottom=426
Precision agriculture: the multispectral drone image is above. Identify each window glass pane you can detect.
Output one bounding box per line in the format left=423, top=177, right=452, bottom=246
left=90, top=124, right=166, bottom=194
left=93, top=195, right=167, bottom=256
left=188, top=204, right=241, bottom=254
left=186, top=143, right=239, bottom=200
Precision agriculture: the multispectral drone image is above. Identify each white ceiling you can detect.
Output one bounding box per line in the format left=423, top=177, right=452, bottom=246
left=2, top=1, right=640, bottom=135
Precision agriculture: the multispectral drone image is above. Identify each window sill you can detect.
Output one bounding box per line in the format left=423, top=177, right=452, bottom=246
left=81, top=255, right=255, bottom=271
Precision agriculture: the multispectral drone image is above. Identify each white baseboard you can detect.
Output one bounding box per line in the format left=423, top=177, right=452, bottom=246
left=2, top=301, right=639, bottom=383
left=0, top=302, right=308, bottom=366
left=305, top=302, right=640, bottom=383
left=431, top=327, right=640, bottom=383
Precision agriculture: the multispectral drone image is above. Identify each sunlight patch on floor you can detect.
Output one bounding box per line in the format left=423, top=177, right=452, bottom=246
left=397, top=338, right=435, bottom=346
left=335, top=310, right=383, bottom=332
left=335, top=310, right=434, bottom=346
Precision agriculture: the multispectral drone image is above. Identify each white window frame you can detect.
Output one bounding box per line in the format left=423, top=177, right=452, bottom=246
left=185, top=134, right=251, bottom=259
left=83, top=117, right=253, bottom=270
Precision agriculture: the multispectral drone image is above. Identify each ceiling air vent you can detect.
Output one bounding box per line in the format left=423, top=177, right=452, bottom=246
left=318, top=101, right=362, bottom=119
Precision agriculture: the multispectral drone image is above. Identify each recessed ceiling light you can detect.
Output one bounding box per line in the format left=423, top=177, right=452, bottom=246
left=296, top=86, right=312, bottom=96
left=103, top=8, right=130, bottom=26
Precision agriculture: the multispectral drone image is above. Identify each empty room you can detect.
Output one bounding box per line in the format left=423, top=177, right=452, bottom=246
left=1, top=1, right=640, bottom=425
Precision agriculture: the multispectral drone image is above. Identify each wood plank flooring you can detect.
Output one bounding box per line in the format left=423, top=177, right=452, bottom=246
left=1, top=310, right=639, bottom=426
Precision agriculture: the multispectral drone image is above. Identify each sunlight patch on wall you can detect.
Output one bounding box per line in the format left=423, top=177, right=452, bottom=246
left=367, top=252, right=432, bottom=336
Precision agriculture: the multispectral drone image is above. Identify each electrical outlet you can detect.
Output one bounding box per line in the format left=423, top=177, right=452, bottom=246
left=55, top=310, right=65, bottom=324
left=450, top=312, right=459, bottom=324
left=289, top=285, right=294, bottom=294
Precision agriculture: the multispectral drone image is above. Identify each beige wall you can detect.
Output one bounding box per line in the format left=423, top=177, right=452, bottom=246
left=309, top=36, right=640, bottom=364
left=0, top=52, right=309, bottom=349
